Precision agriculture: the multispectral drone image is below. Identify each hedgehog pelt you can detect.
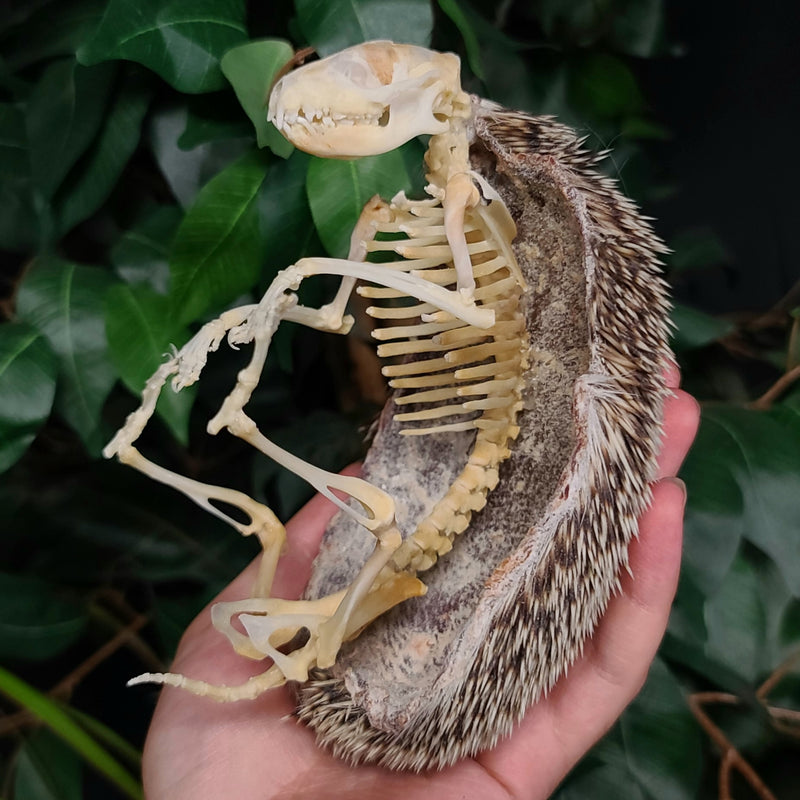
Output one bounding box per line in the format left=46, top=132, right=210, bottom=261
left=106, top=42, right=671, bottom=772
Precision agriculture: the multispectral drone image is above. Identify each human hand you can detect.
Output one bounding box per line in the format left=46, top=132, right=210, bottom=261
left=141, top=368, right=699, bottom=799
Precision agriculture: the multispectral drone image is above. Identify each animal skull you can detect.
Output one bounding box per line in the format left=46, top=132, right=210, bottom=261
left=268, top=41, right=469, bottom=157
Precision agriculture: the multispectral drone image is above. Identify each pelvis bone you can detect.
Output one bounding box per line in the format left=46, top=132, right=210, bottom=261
left=106, top=41, right=671, bottom=771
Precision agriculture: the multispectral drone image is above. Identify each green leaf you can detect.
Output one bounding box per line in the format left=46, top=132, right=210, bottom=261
left=569, top=52, right=643, bottom=119
left=670, top=303, right=733, bottom=352
left=306, top=147, right=414, bottom=257
left=63, top=708, right=142, bottom=770
left=177, top=96, right=252, bottom=149
left=17, top=257, right=117, bottom=455
left=25, top=59, right=116, bottom=202
left=0, top=573, right=86, bottom=661
left=701, top=406, right=800, bottom=595
left=148, top=105, right=252, bottom=208
left=668, top=227, right=730, bottom=272
left=0, top=666, right=142, bottom=800
left=169, top=149, right=269, bottom=325
left=437, top=0, right=485, bottom=80
left=1, top=0, right=105, bottom=72
left=77, top=0, right=248, bottom=94
left=221, top=39, right=295, bottom=157
left=55, top=72, right=153, bottom=235
left=111, top=205, right=183, bottom=294
left=704, top=554, right=768, bottom=683
left=609, top=0, right=665, bottom=58
left=0, top=101, right=37, bottom=251
left=620, top=658, right=703, bottom=799
left=555, top=763, right=647, bottom=800
left=294, top=0, right=434, bottom=56
left=105, top=284, right=194, bottom=443
left=14, top=729, right=82, bottom=800
left=678, top=411, right=744, bottom=596
left=258, top=151, right=314, bottom=273
left=0, top=322, right=58, bottom=473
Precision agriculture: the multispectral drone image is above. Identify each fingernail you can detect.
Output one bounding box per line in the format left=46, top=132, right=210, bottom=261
left=661, top=476, right=687, bottom=505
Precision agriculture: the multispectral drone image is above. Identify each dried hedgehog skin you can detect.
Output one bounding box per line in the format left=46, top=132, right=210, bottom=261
left=295, top=100, right=672, bottom=771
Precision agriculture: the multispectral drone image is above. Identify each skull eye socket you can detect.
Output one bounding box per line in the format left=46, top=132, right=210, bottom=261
left=342, top=58, right=380, bottom=89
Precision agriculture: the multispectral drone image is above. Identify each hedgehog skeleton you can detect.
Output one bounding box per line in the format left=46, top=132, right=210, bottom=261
left=106, top=41, right=671, bottom=770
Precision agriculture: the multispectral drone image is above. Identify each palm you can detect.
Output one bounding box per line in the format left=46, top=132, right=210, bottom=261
left=141, top=371, right=699, bottom=800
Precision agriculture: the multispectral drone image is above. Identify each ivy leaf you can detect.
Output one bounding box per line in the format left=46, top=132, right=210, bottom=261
left=620, top=658, right=703, bottom=799
left=105, top=284, right=194, bottom=443
left=704, top=554, right=768, bottom=683
left=306, top=147, right=414, bottom=257
left=0, top=573, right=87, bottom=662
left=77, top=0, right=247, bottom=94
left=17, top=257, right=117, bottom=455
left=25, top=59, right=116, bottom=204
left=294, top=0, right=434, bottom=56
left=169, top=148, right=269, bottom=325
left=699, top=407, right=800, bottom=595
left=0, top=322, right=58, bottom=473
left=55, top=72, right=153, bottom=235
left=220, top=39, right=294, bottom=157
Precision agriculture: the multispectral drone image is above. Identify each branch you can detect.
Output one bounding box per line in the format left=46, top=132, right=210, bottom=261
left=688, top=692, right=777, bottom=800
left=749, top=363, right=800, bottom=410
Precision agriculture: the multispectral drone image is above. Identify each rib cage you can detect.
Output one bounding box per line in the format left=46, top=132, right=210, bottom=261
left=295, top=104, right=671, bottom=770
left=358, top=193, right=527, bottom=572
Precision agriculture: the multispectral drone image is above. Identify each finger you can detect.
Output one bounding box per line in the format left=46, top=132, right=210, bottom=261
left=664, top=359, right=681, bottom=390
left=479, top=477, right=686, bottom=798
left=656, top=389, right=700, bottom=478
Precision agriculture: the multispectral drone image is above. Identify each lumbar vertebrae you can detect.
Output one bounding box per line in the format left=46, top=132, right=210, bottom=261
left=108, top=41, right=670, bottom=770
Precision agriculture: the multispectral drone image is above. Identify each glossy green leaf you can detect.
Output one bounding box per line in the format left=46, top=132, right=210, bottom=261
left=555, top=762, right=647, bottom=800
left=56, top=73, right=153, bottom=235
left=17, top=257, right=117, bottom=454
left=295, top=0, right=434, bottom=56
left=1, top=0, right=105, bottom=72
left=0, top=666, right=142, bottom=800
left=0, top=573, right=86, bottom=661
left=111, top=205, right=183, bottom=294
left=177, top=96, right=252, bottom=149
left=620, top=659, right=703, bottom=799
left=609, top=0, right=665, bottom=58
left=306, top=147, right=414, bottom=257
left=258, top=151, right=314, bottom=273
left=169, top=149, right=269, bottom=324
left=668, top=227, right=730, bottom=272
left=699, top=406, right=800, bottom=595
left=14, top=729, right=82, bottom=800
left=670, top=302, right=733, bottom=352
left=77, top=0, right=247, bottom=94
left=704, top=554, right=768, bottom=683
left=25, top=58, right=116, bottom=202
left=437, top=0, right=485, bottom=79
left=0, top=322, right=58, bottom=473
left=220, top=39, right=294, bottom=156
left=105, top=284, right=194, bottom=443
left=569, top=52, right=643, bottom=119
left=149, top=105, right=252, bottom=208
left=0, top=101, right=37, bottom=251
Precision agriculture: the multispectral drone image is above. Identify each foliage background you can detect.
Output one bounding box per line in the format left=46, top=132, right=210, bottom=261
left=0, top=0, right=798, bottom=797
